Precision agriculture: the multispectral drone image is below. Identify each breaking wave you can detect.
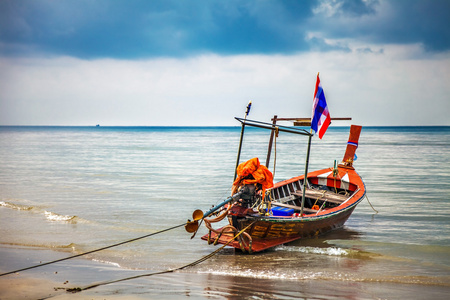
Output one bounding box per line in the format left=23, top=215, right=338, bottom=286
left=0, top=201, right=34, bottom=211
left=1, top=200, right=85, bottom=224
left=92, top=259, right=122, bottom=268
left=275, top=245, right=350, bottom=256
left=44, top=211, right=77, bottom=222
left=2, top=241, right=77, bottom=251
left=197, top=268, right=450, bottom=286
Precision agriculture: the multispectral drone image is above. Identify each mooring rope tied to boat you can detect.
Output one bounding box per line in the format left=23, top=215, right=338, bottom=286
left=365, top=194, right=379, bottom=213
left=66, top=221, right=256, bottom=294
left=0, top=223, right=187, bottom=277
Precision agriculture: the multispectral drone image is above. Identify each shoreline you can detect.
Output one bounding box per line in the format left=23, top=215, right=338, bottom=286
left=0, top=245, right=141, bottom=299
left=1, top=245, right=450, bottom=300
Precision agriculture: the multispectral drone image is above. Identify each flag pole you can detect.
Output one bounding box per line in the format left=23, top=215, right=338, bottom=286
left=300, top=72, right=319, bottom=217
left=234, top=101, right=252, bottom=180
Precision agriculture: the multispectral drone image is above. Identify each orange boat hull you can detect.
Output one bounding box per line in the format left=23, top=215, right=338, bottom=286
left=201, top=166, right=365, bottom=253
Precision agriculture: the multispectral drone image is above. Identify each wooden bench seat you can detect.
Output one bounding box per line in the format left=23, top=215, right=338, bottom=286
left=291, top=189, right=349, bottom=205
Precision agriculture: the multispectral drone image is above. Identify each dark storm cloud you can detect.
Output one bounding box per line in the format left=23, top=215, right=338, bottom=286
left=383, top=0, right=450, bottom=52
left=0, top=0, right=449, bottom=59
left=0, top=0, right=315, bottom=58
left=312, top=0, right=450, bottom=53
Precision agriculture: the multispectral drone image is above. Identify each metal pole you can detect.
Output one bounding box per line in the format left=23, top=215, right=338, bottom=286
left=234, top=101, right=252, bottom=180
left=300, top=131, right=313, bottom=217
left=265, top=115, right=278, bottom=167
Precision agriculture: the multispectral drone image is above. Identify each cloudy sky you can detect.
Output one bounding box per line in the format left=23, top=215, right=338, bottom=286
left=1, top=0, right=449, bottom=126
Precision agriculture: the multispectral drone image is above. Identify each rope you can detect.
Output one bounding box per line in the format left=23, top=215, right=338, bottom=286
left=66, top=221, right=256, bottom=293
left=333, top=175, right=338, bottom=193
left=0, top=223, right=186, bottom=277
left=312, top=190, right=326, bottom=207
left=315, top=190, right=329, bottom=214
left=365, top=194, right=378, bottom=213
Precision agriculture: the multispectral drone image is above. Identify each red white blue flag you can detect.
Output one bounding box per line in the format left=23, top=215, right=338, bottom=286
left=311, top=74, right=331, bottom=139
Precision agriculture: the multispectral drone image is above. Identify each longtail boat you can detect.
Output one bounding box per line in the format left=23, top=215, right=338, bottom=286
left=186, top=112, right=365, bottom=253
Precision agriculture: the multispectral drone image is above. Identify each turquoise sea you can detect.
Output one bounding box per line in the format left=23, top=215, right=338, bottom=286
left=0, top=125, right=449, bottom=299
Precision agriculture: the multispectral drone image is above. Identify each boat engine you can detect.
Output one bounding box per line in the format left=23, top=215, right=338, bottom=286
left=237, top=184, right=261, bottom=208
left=229, top=184, right=261, bottom=229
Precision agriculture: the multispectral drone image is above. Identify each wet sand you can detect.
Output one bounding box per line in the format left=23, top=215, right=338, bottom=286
left=1, top=246, right=449, bottom=300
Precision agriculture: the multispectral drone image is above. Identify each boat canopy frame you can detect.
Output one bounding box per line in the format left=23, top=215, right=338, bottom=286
left=234, top=117, right=312, bottom=137
left=234, top=115, right=351, bottom=218
left=234, top=116, right=315, bottom=217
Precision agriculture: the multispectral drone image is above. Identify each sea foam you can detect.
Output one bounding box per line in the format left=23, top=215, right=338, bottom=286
left=275, top=245, right=350, bottom=256
left=1, top=200, right=80, bottom=223
left=0, top=201, right=34, bottom=211
left=44, top=211, right=77, bottom=222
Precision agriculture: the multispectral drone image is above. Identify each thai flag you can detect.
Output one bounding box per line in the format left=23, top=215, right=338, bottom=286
left=311, top=74, right=331, bottom=139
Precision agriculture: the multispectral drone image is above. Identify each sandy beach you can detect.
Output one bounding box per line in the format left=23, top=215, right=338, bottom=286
left=0, top=245, right=162, bottom=300
left=2, top=245, right=449, bottom=300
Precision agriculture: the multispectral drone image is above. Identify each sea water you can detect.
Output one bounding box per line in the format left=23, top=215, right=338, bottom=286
left=0, top=125, right=449, bottom=299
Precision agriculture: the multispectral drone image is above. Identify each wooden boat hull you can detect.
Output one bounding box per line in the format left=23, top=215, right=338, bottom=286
left=202, top=208, right=357, bottom=252
left=201, top=166, right=366, bottom=253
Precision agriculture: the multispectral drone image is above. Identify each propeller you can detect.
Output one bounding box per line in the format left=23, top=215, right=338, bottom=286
left=185, top=209, right=203, bottom=233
